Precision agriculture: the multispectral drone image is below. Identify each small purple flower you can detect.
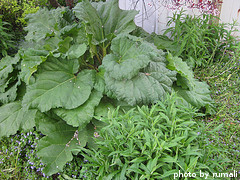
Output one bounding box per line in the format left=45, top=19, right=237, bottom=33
left=94, top=132, right=100, bottom=138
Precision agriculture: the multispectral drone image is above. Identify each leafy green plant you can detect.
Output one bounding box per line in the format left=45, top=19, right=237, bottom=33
left=0, top=0, right=215, bottom=176
left=0, top=18, right=14, bottom=58
left=77, top=94, right=230, bottom=179
left=162, top=11, right=239, bottom=68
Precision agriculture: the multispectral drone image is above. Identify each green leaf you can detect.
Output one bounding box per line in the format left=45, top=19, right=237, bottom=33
left=103, top=35, right=176, bottom=106
left=22, top=57, right=94, bottom=112
left=0, top=55, right=20, bottom=81
left=0, top=77, right=21, bottom=104
left=20, top=49, right=49, bottom=84
left=0, top=54, right=22, bottom=103
left=94, top=66, right=105, bottom=93
left=58, top=36, right=73, bottom=54
left=0, top=102, right=37, bottom=138
left=67, top=43, right=87, bottom=60
left=37, top=116, right=94, bottom=176
left=94, top=97, right=115, bottom=118
left=105, top=71, right=176, bottom=106
left=25, top=8, right=65, bottom=42
left=37, top=116, right=78, bottom=176
left=174, top=79, right=215, bottom=114
left=73, top=0, right=138, bottom=44
left=102, top=35, right=152, bottom=80
left=43, top=36, right=61, bottom=51
left=54, top=90, right=102, bottom=127
left=166, top=53, right=195, bottom=88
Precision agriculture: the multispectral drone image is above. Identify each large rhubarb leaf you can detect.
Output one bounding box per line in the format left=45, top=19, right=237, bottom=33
left=0, top=102, right=37, bottom=138
left=102, top=35, right=154, bottom=80
left=20, top=49, right=49, bottom=84
left=0, top=54, right=22, bottom=103
left=73, top=0, right=138, bottom=44
left=54, top=90, right=102, bottom=127
left=66, top=43, right=87, bottom=60
left=22, top=57, right=95, bottom=112
left=0, top=78, right=21, bottom=104
left=166, top=53, right=195, bottom=88
left=104, top=35, right=176, bottom=106
left=105, top=70, right=176, bottom=106
left=37, top=116, right=95, bottom=175
left=25, top=8, right=64, bottom=42
left=174, top=79, right=215, bottom=114
left=0, top=55, right=21, bottom=91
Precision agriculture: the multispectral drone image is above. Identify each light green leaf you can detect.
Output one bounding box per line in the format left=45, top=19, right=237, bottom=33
left=37, top=116, right=94, bottom=176
left=0, top=78, right=21, bottom=104
left=22, top=57, right=94, bottom=112
left=0, top=102, right=37, bottom=138
left=73, top=0, right=138, bottom=44
left=105, top=71, right=176, bottom=106
left=174, top=79, right=215, bottom=114
left=25, top=8, right=65, bottom=42
left=166, top=53, right=195, bottom=88
left=54, top=90, right=102, bottom=127
left=102, top=35, right=153, bottom=80
left=0, top=55, right=20, bottom=81
left=103, top=35, right=176, bottom=106
left=20, top=49, right=49, bottom=84
left=58, top=36, right=73, bottom=53
left=67, top=43, right=87, bottom=60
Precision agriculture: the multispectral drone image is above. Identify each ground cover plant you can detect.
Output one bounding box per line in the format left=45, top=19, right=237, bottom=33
left=194, top=54, right=240, bottom=173
left=0, top=0, right=239, bottom=179
left=77, top=94, right=231, bottom=179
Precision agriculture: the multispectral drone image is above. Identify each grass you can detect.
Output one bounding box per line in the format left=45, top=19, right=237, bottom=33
left=194, top=49, right=240, bottom=173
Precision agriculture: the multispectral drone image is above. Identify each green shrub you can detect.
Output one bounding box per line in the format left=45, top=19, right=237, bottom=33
left=77, top=94, right=231, bottom=179
left=162, top=11, right=238, bottom=68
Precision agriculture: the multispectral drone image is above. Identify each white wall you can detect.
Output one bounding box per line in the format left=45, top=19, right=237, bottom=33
left=220, top=0, right=240, bottom=37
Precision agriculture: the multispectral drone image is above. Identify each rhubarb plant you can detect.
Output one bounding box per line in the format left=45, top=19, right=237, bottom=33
left=0, top=0, right=215, bottom=176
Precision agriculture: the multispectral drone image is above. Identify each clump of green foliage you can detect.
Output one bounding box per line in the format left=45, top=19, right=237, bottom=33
left=0, top=0, right=215, bottom=176
left=155, top=11, right=239, bottom=68
left=77, top=94, right=231, bottom=179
